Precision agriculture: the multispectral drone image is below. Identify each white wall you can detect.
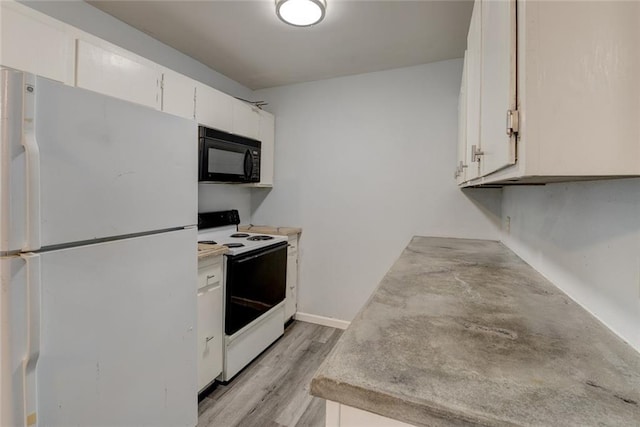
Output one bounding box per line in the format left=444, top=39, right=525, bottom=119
left=252, top=60, right=502, bottom=322
left=199, top=184, right=252, bottom=224
left=502, top=179, right=640, bottom=351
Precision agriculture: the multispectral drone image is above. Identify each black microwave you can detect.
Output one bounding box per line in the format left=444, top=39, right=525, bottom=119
left=198, top=126, right=261, bottom=183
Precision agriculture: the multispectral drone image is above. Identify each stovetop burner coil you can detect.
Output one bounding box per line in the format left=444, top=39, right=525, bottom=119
left=224, top=243, right=245, bottom=248
left=230, top=233, right=250, bottom=238
left=247, top=235, right=274, bottom=241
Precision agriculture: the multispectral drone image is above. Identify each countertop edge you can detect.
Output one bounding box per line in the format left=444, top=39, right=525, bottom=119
left=310, top=375, right=503, bottom=427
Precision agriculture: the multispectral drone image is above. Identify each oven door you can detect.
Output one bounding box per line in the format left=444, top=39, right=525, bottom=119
left=199, top=128, right=260, bottom=183
left=224, top=242, right=287, bottom=335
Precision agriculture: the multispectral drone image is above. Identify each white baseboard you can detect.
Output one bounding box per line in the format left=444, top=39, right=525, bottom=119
left=294, top=312, right=351, bottom=330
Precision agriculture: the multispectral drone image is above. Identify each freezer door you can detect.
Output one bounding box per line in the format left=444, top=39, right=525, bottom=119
left=3, top=228, right=198, bottom=426
left=0, top=69, right=197, bottom=252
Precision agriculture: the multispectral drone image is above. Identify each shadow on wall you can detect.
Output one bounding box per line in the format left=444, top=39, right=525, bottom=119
left=461, top=188, right=503, bottom=237
left=250, top=187, right=271, bottom=215
left=504, top=179, right=640, bottom=251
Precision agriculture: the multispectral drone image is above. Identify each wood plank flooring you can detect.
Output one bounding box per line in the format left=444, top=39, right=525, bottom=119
left=198, top=321, right=342, bottom=427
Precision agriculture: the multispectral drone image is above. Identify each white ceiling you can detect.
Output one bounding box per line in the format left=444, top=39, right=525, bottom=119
left=88, top=0, right=473, bottom=90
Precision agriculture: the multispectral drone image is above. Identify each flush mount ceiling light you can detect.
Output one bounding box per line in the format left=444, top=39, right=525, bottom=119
left=276, top=0, right=326, bottom=27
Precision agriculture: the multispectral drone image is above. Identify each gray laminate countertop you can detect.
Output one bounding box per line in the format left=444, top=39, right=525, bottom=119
left=310, top=237, right=640, bottom=426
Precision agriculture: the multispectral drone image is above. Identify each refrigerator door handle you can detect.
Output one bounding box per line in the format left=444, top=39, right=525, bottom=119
left=21, top=75, right=42, bottom=251
left=21, top=252, right=41, bottom=426
left=22, top=132, right=41, bottom=252
left=22, top=75, right=41, bottom=251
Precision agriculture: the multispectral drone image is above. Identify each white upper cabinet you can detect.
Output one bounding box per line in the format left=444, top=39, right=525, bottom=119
left=162, top=69, right=196, bottom=120
left=76, top=39, right=162, bottom=110
left=463, top=1, right=482, bottom=182
left=478, top=0, right=516, bottom=176
left=0, top=2, right=74, bottom=84
left=258, top=110, right=275, bottom=186
left=456, top=51, right=469, bottom=185
left=0, top=1, right=279, bottom=187
left=459, top=0, right=640, bottom=186
left=195, top=82, right=233, bottom=133
left=232, top=99, right=261, bottom=140
left=517, top=0, right=639, bottom=178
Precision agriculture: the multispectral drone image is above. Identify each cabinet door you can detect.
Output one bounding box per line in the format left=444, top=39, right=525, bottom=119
left=197, top=283, right=223, bottom=392
left=464, top=1, right=482, bottom=181
left=162, top=69, right=196, bottom=120
left=76, top=39, right=162, bottom=109
left=456, top=51, right=469, bottom=185
left=232, top=99, right=260, bottom=140
left=478, top=0, right=516, bottom=176
left=258, top=110, right=275, bottom=186
left=285, top=236, right=298, bottom=320
left=195, top=82, right=233, bottom=132
left=0, top=3, right=74, bottom=84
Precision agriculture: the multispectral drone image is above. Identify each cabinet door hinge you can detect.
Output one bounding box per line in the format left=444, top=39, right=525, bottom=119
left=506, top=109, right=519, bottom=137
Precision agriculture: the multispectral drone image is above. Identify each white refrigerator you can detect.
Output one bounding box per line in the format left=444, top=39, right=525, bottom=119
left=0, top=68, right=198, bottom=426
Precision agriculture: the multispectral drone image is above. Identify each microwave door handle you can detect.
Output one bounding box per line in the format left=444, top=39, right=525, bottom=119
left=244, top=149, right=253, bottom=180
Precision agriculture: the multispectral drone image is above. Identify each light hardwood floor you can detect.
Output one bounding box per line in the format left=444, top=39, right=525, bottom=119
left=198, top=321, right=342, bottom=427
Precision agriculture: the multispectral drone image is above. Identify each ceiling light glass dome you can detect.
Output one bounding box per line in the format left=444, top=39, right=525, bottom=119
left=276, top=0, right=326, bottom=27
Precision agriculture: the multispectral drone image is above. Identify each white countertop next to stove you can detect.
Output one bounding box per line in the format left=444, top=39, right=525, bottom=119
left=238, top=225, right=302, bottom=237
left=197, top=243, right=229, bottom=260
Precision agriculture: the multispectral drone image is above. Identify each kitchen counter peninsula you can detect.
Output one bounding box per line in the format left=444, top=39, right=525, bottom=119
left=310, top=237, right=640, bottom=426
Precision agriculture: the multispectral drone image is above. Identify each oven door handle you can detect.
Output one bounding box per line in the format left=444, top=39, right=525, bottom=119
left=234, top=244, right=285, bottom=263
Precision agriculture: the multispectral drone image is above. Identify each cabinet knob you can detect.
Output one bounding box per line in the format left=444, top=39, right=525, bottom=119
left=207, top=274, right=216, bottom=280
left=205, top=336, right=214, bottom=343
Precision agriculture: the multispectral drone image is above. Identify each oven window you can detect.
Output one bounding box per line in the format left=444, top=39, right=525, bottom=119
left=225, top=243, right=287, bottom=336
left=208, top=148, right=244, bottom=175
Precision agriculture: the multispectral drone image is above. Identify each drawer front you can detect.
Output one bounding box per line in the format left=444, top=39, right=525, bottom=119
left=198, top=259, right=222, bottom=290
left=287, top=235, right=298, bottom=255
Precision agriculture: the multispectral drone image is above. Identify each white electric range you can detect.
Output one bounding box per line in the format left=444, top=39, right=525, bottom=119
left=197, top=210, right=288, bottom=381
left=197, top=225, right=287, bottom=255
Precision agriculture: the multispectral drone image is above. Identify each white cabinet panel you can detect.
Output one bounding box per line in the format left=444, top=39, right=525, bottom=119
left=522, top=0, right=640, bottom=176
left=285, top=234, right=299, bottom=321
left=464, top=1, right=482, bottom=181
left=162, top=69, right=196, bottom=120
left=232, top=99, right=260, bottom=140
left=460, top=0, right=639, bottom=186
left=76, top=39, right=161, bottom=110
left=479, top=0, right=516, bottom=176
left=197, top=282, right=223, bottom=392
left=195, top=82, right=233, bottom=132
left=326, top=402, right=414, bottom=427
left=197, top=255, right=223, bottom=392
left=0, top=3, right=73, bottom=84
left=456, top=51, right=468, bottom=185
left=258, top=110, right=275, bottom=186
